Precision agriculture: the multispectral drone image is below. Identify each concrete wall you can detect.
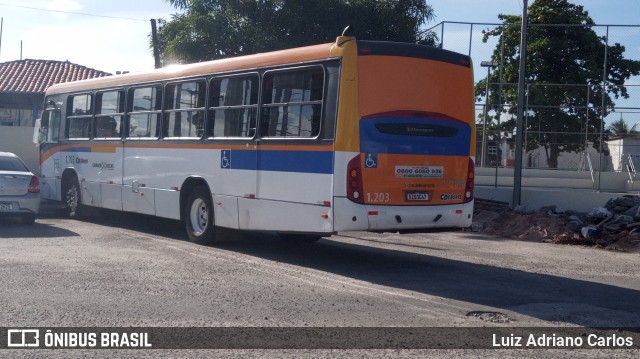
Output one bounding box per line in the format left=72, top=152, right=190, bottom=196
left=475, top=167, right=637, bottom=213
left=0, top=126, right=39, bottom=173
left=475, top=186, right=620, bottom=213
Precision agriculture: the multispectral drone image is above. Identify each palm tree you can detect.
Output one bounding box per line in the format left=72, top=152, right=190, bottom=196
left=608, top=116, right=638, bottom=138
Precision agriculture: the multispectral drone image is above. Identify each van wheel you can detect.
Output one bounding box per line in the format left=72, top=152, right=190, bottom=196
left=185, top=186, right=216, bottom=244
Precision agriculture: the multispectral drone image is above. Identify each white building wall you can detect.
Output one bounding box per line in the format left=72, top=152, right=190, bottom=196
left=0, top=126, right=39, bottom=173
left=606, top=138, right=640, bottom=172
left=501, top=140, right=614, bottom=171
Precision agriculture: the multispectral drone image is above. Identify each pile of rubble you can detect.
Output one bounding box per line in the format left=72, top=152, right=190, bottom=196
left=473, top=197, right=640, bottom=252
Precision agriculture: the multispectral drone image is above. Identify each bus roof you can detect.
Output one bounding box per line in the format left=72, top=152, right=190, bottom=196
left=46, top=42, right=336, bottom=95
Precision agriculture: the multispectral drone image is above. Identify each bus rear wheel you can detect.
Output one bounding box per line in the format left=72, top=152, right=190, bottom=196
left=185, top=186, right=216, bottom=244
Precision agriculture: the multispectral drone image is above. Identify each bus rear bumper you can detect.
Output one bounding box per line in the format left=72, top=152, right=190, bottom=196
left=333, top=197, right=473, bottom=232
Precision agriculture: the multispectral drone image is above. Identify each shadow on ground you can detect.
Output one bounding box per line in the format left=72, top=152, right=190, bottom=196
left=77, top=209, right=640, bottom=328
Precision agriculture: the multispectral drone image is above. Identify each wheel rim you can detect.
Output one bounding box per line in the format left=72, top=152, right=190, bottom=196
left=66, top=184, right=78, bottom=212
left=189, top=198, right=208, bottom=235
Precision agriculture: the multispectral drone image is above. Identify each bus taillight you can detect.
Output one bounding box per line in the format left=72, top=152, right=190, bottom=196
left=464, top=158, right=475, bottom=203
left=347, top=154, right=364, bottom=204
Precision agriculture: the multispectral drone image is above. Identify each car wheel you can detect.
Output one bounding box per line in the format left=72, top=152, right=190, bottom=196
left=185, top=186, right=216, bottom=244
left=20, top=214, right=36, bottom=225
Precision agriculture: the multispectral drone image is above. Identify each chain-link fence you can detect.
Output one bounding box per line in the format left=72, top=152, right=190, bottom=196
left=429, top=21, right=640, bottom=176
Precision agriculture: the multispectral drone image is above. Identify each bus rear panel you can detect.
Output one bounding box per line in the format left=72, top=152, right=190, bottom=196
left=334, top=41, right=475, bottom=232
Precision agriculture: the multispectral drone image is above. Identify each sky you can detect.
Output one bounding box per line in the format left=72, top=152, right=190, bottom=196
left=430, top=0, right=640, bottom=125
left=0, top=0, right=176, bottom=73
left=430, top=0, right=640, bottom=25
left=0, top=0, right=638, bottom=74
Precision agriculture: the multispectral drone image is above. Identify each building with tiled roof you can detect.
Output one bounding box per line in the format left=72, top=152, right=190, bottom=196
left=0, top=59, right=110, bottom=127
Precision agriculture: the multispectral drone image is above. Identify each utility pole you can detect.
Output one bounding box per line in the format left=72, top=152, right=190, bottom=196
left=512, top=0, right=529, bottom=208
left=150, top=19, right=161, bottom=69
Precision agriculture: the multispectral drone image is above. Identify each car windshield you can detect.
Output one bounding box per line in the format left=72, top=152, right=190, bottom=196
left=0, top=157, right=28, bottom=172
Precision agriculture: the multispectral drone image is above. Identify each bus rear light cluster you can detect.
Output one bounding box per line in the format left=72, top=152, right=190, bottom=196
left=28, top=176, right=40, bottom=193
left=347, top=154, right=364, bottom=204
left=464, top=158, right=475, bottom=203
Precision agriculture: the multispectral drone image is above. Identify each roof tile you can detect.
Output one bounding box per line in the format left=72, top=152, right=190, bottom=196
left=0, top=59, right=111, bottom=94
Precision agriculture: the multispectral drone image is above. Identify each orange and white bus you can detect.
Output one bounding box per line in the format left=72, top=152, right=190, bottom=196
left=37, top=33, right=475, bottom=243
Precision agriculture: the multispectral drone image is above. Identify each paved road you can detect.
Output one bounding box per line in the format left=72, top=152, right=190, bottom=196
left=0, top=209, right=638, bottom=357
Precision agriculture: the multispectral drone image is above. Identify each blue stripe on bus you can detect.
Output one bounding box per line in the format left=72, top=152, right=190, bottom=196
left=228, top=150, right=334, bottom=174
left=360, top=117, right=471, bottom=156
left=63, top=146, right=93, bottom=153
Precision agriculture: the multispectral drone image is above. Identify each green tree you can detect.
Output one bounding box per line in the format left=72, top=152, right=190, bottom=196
left=157, top=0, right=437, bottom=64
left=477, top=0, right=640, bottom=168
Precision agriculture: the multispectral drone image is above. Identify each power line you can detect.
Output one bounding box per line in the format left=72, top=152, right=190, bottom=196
left=0, top=2, right=149, bottom=21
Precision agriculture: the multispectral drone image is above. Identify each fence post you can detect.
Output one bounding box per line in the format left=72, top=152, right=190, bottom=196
left=512, top=0, right=528, bottom=208
left=468, top=23, right=474, bottom=56
left=598, top=25, right=609, bottom=190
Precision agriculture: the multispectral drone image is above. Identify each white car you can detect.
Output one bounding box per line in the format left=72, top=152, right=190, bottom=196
left=0, top=152, right=40, bottom=224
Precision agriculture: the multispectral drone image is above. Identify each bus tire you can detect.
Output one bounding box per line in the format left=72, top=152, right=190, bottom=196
left=62, top=177, right=82, bottom=217
left=185, top=186, right=216, bottom=244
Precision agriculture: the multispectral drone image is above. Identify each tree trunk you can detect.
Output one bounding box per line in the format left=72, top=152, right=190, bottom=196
left=547, top=144, right=559, bottom=169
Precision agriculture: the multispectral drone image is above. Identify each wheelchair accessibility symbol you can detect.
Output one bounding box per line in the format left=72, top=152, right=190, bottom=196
left=364, top=153, right=377, bottom=168
left=221, top=150, right=231, bottom=169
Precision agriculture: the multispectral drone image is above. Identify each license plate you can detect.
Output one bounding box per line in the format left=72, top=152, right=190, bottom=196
left=0, top=203, right=13, bottom=211
left=405, top=191, right=430, bottom=202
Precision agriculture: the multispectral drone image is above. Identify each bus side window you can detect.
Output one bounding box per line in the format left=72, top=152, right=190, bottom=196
left=207, top=74, right=258, bottom=138
left=95, top=90, right=124, bottom=139
left=127, top=86, right=162, bottom=138
left=66, top=94, right=93, bottom=139
left=164, top=80, right=206, bottom=138
left=261, top=67, right=324, bottom=138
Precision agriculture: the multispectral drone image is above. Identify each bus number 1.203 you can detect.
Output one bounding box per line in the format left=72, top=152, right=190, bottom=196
left=366, top=192, right=390, bottom=203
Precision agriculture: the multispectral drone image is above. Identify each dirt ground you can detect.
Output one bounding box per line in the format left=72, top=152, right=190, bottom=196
left=473, top=200, right=640, bottom=253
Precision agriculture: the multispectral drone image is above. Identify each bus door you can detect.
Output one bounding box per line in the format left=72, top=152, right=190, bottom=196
left=208, top=74, right=260, bottom=229
left=122, top=85, right=163, bottom=216
left=244, top=66, right=334, bottom=232
left=38, top=108, right=62, bottom=201
left=92, top=90, right=126, bottom=212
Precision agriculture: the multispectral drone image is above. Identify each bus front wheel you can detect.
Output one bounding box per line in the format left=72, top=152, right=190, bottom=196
left=63, top=178, right=82, bottom=217
left=185, top=186, right=216, bottom=244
